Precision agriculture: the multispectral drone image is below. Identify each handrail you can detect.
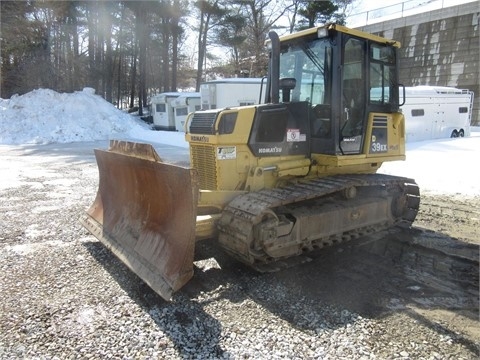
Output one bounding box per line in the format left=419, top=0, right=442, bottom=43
left=347, top=0, right=475, bottom=27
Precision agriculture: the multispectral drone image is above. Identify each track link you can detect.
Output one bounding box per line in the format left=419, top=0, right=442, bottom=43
left=217, top=174, right=420, bottom=271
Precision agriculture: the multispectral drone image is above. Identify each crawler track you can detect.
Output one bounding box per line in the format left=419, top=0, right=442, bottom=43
left=217, top=174, right=420, bottom=271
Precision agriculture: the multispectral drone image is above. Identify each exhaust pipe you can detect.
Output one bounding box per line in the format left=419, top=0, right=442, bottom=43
left=267, top=31, right=280, bottom=104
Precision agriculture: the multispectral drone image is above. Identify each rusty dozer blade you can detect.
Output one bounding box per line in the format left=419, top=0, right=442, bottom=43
left=80, top=140, right=198, bottom=301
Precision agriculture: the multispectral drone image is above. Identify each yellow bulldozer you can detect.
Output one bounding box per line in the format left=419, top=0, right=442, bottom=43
left=81, top=24, right=420, bottom=301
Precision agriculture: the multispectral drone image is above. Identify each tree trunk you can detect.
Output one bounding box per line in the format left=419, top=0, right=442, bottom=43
left=195, top=11, right=209, bottom=91
left=115, top=3, right=126, bottom=108
left=71, top=8, right=79, bottom=90
left=138, top=10, right=147, bottom=115
left=161, top=17, right=170, bottom=93
left=130, top=43, right=137, bottom=109
left=104, top=6, right=113, bottom=103
left=170, top=0, right=181, bottom=92
left=87, top=2, right=98, bottom=91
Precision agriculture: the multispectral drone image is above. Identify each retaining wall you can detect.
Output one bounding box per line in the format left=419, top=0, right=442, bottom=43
left=357, top=2, right=480, bottom=125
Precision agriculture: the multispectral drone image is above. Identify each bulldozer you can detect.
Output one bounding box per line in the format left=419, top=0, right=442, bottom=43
left=80, top=24, right=420, bottom=301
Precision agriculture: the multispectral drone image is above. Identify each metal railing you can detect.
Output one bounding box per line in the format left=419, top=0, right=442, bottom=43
left=347, top=0, right=476, bottom=27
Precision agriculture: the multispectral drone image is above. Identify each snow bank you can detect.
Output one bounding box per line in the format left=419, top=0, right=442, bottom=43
left=0, top=88, right=151, bottom=145
left=379, top=133, right=480, bottom=196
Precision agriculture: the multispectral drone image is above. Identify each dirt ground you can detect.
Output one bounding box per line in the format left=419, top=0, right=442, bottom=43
left=395, top=193, right=479, bottom=347
left=191, top=191, right=480, bottom=346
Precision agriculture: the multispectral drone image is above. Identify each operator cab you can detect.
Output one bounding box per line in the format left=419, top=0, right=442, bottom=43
left=269, top=25, right=401, bottom=156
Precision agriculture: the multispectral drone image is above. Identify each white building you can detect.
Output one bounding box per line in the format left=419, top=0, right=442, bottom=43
left=150, top=92, right=182, bottom=130
left=200, top=78, right=266, bottom=110
left=171, top=92, right=201, bottom=132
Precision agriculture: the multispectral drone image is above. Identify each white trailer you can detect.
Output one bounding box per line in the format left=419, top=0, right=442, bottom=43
left=150, top=92, right=182, bottom=130
left=401, top=86, right=474, bottom=143
left=200, top=78, right=266, bottom=110
left=171, top=92, right=201, bottom=132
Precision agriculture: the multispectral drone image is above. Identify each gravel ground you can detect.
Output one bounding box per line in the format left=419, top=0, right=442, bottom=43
left=0, top=142, right=478, bottom=359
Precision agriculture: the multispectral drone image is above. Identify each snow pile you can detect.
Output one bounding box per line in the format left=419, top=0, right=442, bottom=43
left=379, top=135, right=480, bottom=195
left=0, top=88, right=151, bottom=145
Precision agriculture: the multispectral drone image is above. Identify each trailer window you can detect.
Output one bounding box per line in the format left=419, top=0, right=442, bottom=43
left=239, top=101, right=255, bottom=106
left=176, top=107, right=188, bottom=116
left=459, top=107, right=468, bottom=113
left=411, top=109, right=424, bottom=117
left=156, top=104, right=166, bottom=113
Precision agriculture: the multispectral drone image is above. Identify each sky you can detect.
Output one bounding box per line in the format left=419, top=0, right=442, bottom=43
left=0, top=88, right=478, bottom=197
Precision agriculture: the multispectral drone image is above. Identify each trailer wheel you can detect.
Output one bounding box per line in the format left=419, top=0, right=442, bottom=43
left=450, top=130, right=458, bottom=138
left=458, top=129, right=465, bottom=137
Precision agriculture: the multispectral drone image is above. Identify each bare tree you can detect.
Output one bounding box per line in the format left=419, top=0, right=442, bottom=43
left=235, top=0, right=292, bottom=77
left=215, top=11, right=247, bottom=75
left=286, top=0, right=302, bottom=34
left=102, top=2, right=114, bottom=102
left=194, top=0, right=228, bottom=90
left=294, top=0, right=355, bottom=30
left=0, top=0, right=192, bottom=104
left=170, top=0, right=188, bottom=92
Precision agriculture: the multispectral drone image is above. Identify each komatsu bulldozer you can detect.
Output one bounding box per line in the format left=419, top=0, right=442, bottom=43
left=80, top=24, right=420, bottom=301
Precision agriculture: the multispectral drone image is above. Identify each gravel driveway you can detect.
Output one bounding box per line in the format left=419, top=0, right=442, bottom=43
left=0, top=142, right=478, bottom=359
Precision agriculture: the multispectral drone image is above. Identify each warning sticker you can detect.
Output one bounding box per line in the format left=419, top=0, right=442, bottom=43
left=287, top=128, right=306, bottom=142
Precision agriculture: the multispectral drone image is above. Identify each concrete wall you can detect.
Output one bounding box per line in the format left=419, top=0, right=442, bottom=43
left=357, top=2, right=480, bottom=125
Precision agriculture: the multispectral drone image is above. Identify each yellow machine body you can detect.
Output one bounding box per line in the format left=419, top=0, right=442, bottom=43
left=81, top=24, right=419, bottom=301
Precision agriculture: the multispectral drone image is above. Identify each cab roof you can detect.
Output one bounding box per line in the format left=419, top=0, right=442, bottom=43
left=276, top=24, right=401, bottom=48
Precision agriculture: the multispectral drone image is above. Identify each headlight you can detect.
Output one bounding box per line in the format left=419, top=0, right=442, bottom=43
left=317, top=28, right=328, bottom=38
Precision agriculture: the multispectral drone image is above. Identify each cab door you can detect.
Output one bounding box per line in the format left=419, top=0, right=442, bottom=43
left=340, top=37, right=367, bottom=154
